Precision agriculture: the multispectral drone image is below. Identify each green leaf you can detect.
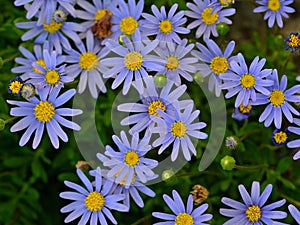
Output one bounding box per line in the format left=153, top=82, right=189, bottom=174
left=276, top=157, right=293, bottom=174
left=278, top=176, right=296, bottom=190
left=3, top=156, right=31, bottom=168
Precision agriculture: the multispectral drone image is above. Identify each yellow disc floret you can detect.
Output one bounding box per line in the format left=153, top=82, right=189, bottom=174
left=159, top=20, right=173, bottom=34
left=9, top=80, right=23, bottom=95
left=166, top=56, right=179, bottom=70
left=43, top=20, right=63, bottom=33
left=172, top=121, right=188, bottom=138
left=94, top=9, right=112, bottom=22
left=33, top=59, right=47, bottom=74
left=246, top=205, right=262, bottom=222
left=124, top=51, right=143, bottom=70
left=210, top=56, right=229, bottom=75
left=240, top=74, right=256, bottom=89
left=175, top=213, right=194, bottom=225
left=148, top=100, right=166, bottom=117
left=268, top=0, right=281, bottom=12
left=269, top=90, right=285, bottom=107
left=120, top=16, right=138, bottom=35
left=45, top=70, right=60, bottom=85
left=34, top=101, right=55, bottom=123
left=79, top=52, right=99, bottom=71
left=124, top=150, right=140, bottom=167
left=201, top=8, right=219, bottom=25
left=239, top=104, right=252, bottom=114
left=85, top=192, right=105, bottom=212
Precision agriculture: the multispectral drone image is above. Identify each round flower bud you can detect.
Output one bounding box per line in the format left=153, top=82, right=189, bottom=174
left=221, top=155, right=236, bottom=170
left=53, top=10, right=67, bottom=23
left=154, top=74, right=167, bottom=88
left=216, top=22, right=230, bottom=36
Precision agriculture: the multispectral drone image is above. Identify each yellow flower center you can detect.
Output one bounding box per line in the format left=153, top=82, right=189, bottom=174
left=94, top=9, right=112, bottom=22
left=159, top=20, right=173, bottom=34
left=79, top=52, right=99, bottom=71
left=148, top=100, right=166, bottom=117
left=246, top=205, right=262, bottom=222
left=34, top=101, right=55, bottom=123
left=33, top=59, right=47, bottom=74
left=201, top=8, right=219, bottom=25
left=165, top=56, right=179, bottom=70
left=45, top=70, right=60, bottom=85
left=9, top=81, right=23, bottom=94
left=288, top=34, right=300, bottom=48
left=175, top=213, right=194, bottom=225
left=124, top=51, right=143, bottom=70
left=124, top=150, right=140, bottom=167
left=172, top=121, right=188, bottom=138
left=85, top=192, right=105, bottom=212
left=210, top=56, right=228, bottom=75
left=43, top=20, right=63, bottom=33
left=239, top=104, right=252, bottom=114
left=219, top=0, right=233, bottom=6
left=268, top=0, right=281, bottom=12
left=269, top=90, right=285, bottom=107
left=240, top=74, right=256, bottom=89
left=120, top=16, right=138, bottom=35
left=273, top=131, right=288, bottom=144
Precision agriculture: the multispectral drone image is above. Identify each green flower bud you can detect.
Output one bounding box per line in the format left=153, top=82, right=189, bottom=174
left=221, top=155, right=236, bottom=170
left=162, top=169, right=177, bottom=184
left=274, top=35, right=284, bottom=47
left=0, top=119, right=5, bottom=131
left=216, top=22, right=230, bottom=36
left=154, top=74, right=167, bottom=88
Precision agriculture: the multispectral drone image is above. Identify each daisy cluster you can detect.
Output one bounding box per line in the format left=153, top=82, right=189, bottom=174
left=4, top=0, right=300, bottom=224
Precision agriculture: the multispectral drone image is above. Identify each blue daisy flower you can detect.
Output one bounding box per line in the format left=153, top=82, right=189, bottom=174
left=192, top=38, right=236, bottom=97
left=31, top=50, right=73, bottom=93
left=16, top=9, right=84, bottom=54
left=252, top=70, right=300, bottom=129
left=8, top=76, right=24, bottom=96
left=97, top=131, right=158, bottom=189
left=154, top=39, right=197, bottom=86
left=289, top=204, right=300, bottom=224
left=117, top=76, right=189, bottom=135
left=152, top=190, right=213, bottom=225
left=102, top=31, right=165, bottom=94
left=65, top=30, right=110, bottom=98
left=220, top=53, right=273, bottom=107
left=253, top=0, right=295, bottom=28
left=151, top=101, right=208, bottom=161
left=232, top=104, right=252, bottom=121
left=287, top=118, right=300, bottom=160
left=220, top=181, right=287, bottom=224
left=7, top=86, right=82, bottom=149
left=284, top=32, right=300, bottom=53
left=271, top=128, right=289, bottom=146
left=141, top=4, right=190, bottom=44
left=185, top=0, right=236, bottom=39
left=60, top=167, right=128, bottom=225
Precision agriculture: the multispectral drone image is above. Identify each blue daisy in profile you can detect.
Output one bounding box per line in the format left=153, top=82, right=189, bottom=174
left=285, top=32, right=300, bottom=53
left=220, top=181, right=287, bottom=224
left=16, top=9, right=84, bottom=54
left=289, top=204, right=300, bottom=224
left=287, top=118, right=300, bottom=160
left=220, top=53, right=273, bottom=107
left=117, top=76, right=189, bottom=135
left=60, top=167, right=128, bottom=225
left=102, top=31, right=165, bottom=94
left=253, top=0, right=295, bottom=28
left=232, top=104, right=252, bottom=121
left=192, top=38, right=236, bottom=97
left=8, top=76, right=24, bottom=97
left=65, top=30, right=110, bottom=98
left=141, top=4, right=190, bottom=44
left=7, top=86, right=82, bottom=149
left=185, top=0, right=236, bottom=39
left=154, top=39, right=197, bottom=86
left=252, top=70, right=300, bottom=129
left=152, top=190, right=213, bottom=225
left=151, top=101, right=208, bottom=161
left=97, top=131, right=158, bottom=188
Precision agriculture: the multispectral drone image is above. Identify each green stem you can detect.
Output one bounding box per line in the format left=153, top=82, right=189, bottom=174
left=278, top=192, right=300, bottom=207
left=2, top=53, right=19, bottom=64
left=239, top=129, right=261, bottom=142
left=234, top=164, right=268, bottom=171
left=175, top=170, right=223, bottom=178
left=130, top=215, right=151, bottom=225
left=4, top=116, right=18, bottom=125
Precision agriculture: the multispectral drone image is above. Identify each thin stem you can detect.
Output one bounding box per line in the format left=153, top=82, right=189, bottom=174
left=4, top=116, right=18, bottom=125
left=175, top=170, right=223, bottom=178
left=278, top=192, right=300, bottom=207
left=130, top=215, right=151, bottom=225
left=234, top=164, right=268, bottom=171
left=2, top=53, right=19, bottom=64
left=239, top=129, right=261, bottom=142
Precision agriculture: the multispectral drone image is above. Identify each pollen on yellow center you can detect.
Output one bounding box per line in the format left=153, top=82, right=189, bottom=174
left=175, top=213, right=194, bottom=225
left=274, top=131, right=288, bottom=144
left=246, top=205, right=262, bottom=222
left=85, top=192, right=105, bottom=212
left=201, top=8, right=219, bottom=25
left=124, top=150, right=140, bottom=167
left=220, top=0, right=233, bottom=6
left=33, top=59, right=47, bottom=74
left=172, top=121, right=188, bottom=138
left=240, top=74, right=256, bottom=89
left=210, top=56, right=228, bottom=75
left=45, top=70, right=60, bottom=85
left=43, top=20, right=63, bottom=33
left=148, top=100, right=166, bottom=117
left=166, top=56, right=179, bottom=70
left=268, top=0, right=281, bottom=12
left=124, top=51, right=143, bottom=71
left=34, top=101, right=55, bottom=123
left=120, top=16, right=138, bottom=35
left=289, top=34, right=300, bottom=48
left=269, top=90, right=285, bottom=107
left=79, top=52, right=99, bottom=71
left=159, top=20, right=173, bottom=34
left=9, top=81, right=23, bottom=94
left=239, top=104, right=252, bottom=114
left=94, top=9, right=112, bottom=22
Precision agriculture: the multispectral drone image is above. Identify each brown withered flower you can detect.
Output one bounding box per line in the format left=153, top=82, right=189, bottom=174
left=190, top=184, right=209, bottom=205
left=91, top=9, right=113, bottom=40
left=76, top=160, right=90, bottom=172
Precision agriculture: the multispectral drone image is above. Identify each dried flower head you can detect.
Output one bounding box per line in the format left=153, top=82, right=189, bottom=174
left=190, top=184, right=209, bottom=205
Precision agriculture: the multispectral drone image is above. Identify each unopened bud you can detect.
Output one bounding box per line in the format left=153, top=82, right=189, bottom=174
left=216, top=22, right=230, bottom=36
left=221, top=155, right=236, bottom=170
left=154, top=74, right=167, bottom=88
